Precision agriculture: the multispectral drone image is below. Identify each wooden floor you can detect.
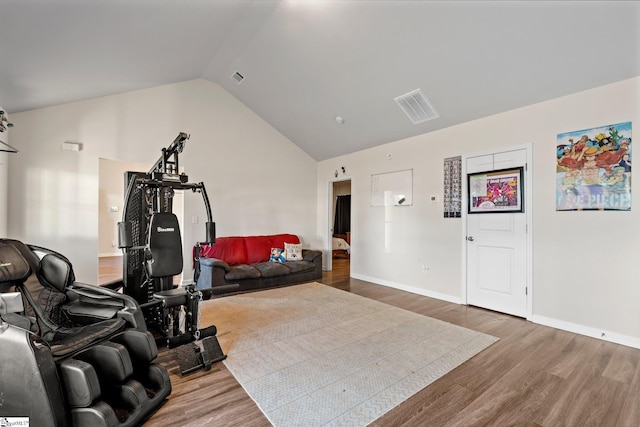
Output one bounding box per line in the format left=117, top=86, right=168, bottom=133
left=98, top=255, right=123, bottom=285
left=99, top=257, right=640, bottom=426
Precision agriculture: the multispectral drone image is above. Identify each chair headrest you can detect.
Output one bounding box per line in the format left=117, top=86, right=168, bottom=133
left=0, top=242, right=32, bottom=291
left=37, top=253, right=75, bottom=292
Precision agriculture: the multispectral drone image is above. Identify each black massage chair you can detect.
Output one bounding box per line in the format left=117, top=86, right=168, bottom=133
left=0, top=239, right=171, bottom=426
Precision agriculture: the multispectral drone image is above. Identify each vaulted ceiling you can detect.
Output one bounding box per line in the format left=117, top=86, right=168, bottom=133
left=1, top=1, right=638, bottom=160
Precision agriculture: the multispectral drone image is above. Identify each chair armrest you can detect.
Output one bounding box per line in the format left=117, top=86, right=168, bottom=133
left=201, top=257, right=230, bottom=272
left=100, top=279, right=124, bottom=291
left=67, top=282, right=146, bottom=331
left=302, top=250, right=322, bottom=263
left=69, top=287, right=125, bottom=307
left=62, top=303, right=122, bottom=324
left=196, top=258, right=231, bottom=293
left=70, top=281, right=133, bottom=301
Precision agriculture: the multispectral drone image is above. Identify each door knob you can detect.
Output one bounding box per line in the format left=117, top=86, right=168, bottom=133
left=466, top=236, right=474, bottom=242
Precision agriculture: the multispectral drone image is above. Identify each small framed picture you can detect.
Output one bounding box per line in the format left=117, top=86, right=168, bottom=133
left=468, top=167, right=524, bottom=214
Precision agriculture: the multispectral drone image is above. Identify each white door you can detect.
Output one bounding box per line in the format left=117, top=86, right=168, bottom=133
left=465, top=148, right=529, bottom=317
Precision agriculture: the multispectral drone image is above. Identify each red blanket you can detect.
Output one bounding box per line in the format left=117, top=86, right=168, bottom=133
left=194, top=234, right=300, bottom=266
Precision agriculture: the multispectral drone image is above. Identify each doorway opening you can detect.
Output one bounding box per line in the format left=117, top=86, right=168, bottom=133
left=328, top=179, right=351, bottom=272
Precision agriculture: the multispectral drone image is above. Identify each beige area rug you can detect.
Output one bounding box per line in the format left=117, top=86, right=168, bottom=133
left=200, top=282, right=498, bottom=427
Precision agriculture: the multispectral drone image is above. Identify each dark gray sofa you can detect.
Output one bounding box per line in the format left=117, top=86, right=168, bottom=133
left=194, top=234, right=323, bottom=296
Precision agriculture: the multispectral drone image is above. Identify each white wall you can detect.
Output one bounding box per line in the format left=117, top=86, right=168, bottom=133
left=318, top=76, right=640, bottom=347
left=8, top=79, right=318, bottom=283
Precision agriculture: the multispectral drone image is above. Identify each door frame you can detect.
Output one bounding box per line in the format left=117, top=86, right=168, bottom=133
left=326, top=177, right=352, bottom=271
left=460, top=143, right=533, bottom=320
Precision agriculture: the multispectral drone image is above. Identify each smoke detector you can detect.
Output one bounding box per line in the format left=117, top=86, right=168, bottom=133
left=394, top=89, right=439, bottom=124
left=231, top=71, right=244, bottom=85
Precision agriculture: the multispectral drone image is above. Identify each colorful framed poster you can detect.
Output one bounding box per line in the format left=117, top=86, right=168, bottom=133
left=556, top=121, right=632, bottom=211
left=468, top=167, right=524, bottom=214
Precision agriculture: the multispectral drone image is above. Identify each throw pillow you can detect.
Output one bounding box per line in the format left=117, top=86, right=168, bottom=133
left=269, top=247, right=286, bottom=263
left=284, top=242, right=303, bottom=261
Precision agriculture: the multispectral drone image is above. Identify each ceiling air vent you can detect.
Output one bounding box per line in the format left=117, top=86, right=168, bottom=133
left=231, top=71, right=244, bottom=85
left=394, top=89, right=439, bottom=124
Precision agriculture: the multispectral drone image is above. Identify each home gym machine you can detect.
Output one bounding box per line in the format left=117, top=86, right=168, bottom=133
left=117, top=132, right=225, bottom=374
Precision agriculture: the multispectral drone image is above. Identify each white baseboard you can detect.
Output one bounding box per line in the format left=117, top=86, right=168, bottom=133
left=350, top=273, right=462, bottom=305
left=532, top=314, right=640, bottom=350
left=99, top=252, right=122, bottom=258
left=350, top=273, right=640, bottom=350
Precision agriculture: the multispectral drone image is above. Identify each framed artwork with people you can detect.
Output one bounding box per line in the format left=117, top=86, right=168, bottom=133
left=556, top=121, right=632, bottom=211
